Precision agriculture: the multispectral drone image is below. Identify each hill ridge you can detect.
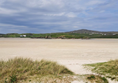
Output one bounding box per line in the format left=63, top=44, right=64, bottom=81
left=67, top=29, right=118, bottom=34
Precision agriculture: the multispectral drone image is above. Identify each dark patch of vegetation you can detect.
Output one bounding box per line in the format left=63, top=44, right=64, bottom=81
left=101, top=77, right=109, bottom=83
left=79, top=74, right=109, bottom=83
left=10, top=75, right=17, bottom=83
left=87, top=75, right=95, bottom=80
left=86, top=74, right=108, bottom=83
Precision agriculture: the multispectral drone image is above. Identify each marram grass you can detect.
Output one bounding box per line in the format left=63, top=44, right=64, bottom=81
left=0, top=57, right=73, bottom=83
left=84, top=59, right=118, bottom=81
left=0, top=57, right=110, bottom=83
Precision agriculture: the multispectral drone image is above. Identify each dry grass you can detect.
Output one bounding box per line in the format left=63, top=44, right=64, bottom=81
left=0, top=57, right=110, bottom=83
left=0, top=57, right=73, bottom=83
left=84, top=59, right=118, bottom=81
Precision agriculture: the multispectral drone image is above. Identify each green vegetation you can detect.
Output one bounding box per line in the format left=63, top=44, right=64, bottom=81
left=87, top=75, right=95, bottom=80
left=85, top=59, right=118, bottom=81
left=0, top=58, right=73, bottom=83
left=0, top=32, right=118, bottom=39
left=86, top=74, right=108, bottom=83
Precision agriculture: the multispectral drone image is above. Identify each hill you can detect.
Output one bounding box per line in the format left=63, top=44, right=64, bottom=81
left=67, top=29, right=118, bottom=35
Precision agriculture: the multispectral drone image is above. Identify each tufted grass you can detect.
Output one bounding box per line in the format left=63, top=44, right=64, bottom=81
left=0, top=57, right=73, bottom=83
left=84, top=59, right=118, bottom=81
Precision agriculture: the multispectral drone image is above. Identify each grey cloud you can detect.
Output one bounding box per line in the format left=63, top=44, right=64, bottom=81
left=0, top=0, right=118, bottom=33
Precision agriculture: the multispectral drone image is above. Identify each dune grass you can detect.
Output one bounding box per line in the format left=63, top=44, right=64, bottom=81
left=0, top=57, right=110, bottom=83
left=0, top=57, right=73, bottom=83
left=84, top=59, right=118, bottom=81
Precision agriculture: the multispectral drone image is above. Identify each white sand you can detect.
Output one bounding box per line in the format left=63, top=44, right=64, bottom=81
left=0, top=38, right=118, bottom=82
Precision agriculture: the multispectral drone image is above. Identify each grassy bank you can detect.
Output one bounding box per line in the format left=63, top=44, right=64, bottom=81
left=85, top=60, right=118, bottom=81
left=0, top=57, right=109, bottom=83
left=0, top=58, right=73, bottom=83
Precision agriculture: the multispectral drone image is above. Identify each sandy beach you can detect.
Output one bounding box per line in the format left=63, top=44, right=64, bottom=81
left=0, top=38, right=118, bottom=75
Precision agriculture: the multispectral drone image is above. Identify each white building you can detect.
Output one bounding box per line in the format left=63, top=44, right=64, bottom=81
left=20, top=35, right=26, bottom=37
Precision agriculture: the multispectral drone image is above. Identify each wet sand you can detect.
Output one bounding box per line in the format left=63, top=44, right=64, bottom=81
left=0, top=38, right=118, bottom=75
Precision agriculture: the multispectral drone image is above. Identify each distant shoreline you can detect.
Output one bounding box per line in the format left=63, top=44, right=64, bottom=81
left=0, top=37, right=118, bottom=39
left=0, top=30, right=118, bottom=39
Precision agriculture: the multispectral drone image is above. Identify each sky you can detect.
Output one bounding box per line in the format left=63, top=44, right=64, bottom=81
left=0, top=0, right=118, bottom=33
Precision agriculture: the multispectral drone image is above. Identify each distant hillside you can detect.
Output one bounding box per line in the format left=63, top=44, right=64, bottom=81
left=67, top=29, right=118, bottom=35
left=0, top=29, right=118, bottom=38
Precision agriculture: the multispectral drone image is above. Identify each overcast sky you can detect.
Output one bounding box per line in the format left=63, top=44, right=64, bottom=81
left=0, top=0, right=118, bottom=33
